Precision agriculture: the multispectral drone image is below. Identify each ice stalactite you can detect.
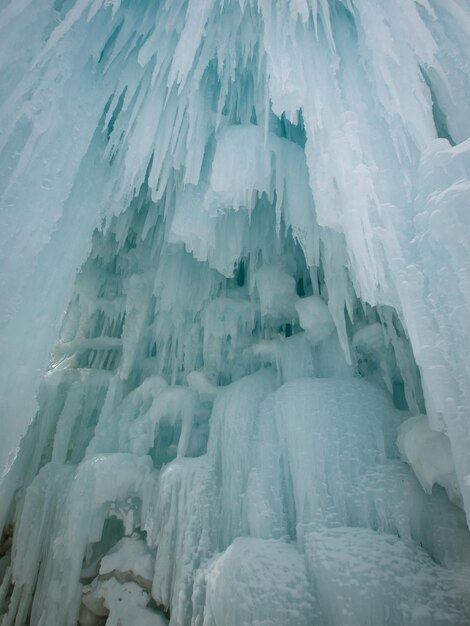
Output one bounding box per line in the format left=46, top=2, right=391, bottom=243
left=1, top=1, right=470, bottom=625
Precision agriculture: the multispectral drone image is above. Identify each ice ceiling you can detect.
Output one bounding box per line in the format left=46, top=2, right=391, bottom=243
left=1, top=0, right=470, bottom=624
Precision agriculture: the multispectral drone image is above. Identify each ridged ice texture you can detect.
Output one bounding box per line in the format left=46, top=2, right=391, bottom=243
left=0, top=1, right=470, bottom=625
left=1, top=0, right=469, bottom=508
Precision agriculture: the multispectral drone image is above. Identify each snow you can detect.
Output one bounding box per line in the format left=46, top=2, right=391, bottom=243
left=398, top=414, right=462, bottom=508
left=99, top=535, right=154, bottom=587
left=305, top=526, right=470, bottom=625
left=192, top=537, right=319, bottom=626
left=295, top=295, right=335, bottom=345
left=81, top=578, right=168, bottom=626
left=0, top=0, right=470, bottom=625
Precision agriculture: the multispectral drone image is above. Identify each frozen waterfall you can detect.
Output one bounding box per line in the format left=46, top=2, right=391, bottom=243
left=1, top=0, right=470, bottom=624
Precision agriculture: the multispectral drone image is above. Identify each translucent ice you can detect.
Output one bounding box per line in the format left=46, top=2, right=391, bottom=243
left=0, top=0, right=470, bottom=625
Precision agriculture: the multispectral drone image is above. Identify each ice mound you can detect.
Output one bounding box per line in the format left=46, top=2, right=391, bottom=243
left=305, top=527, right=470, bottom=626
left=192, top=537, right=318, bottom=626
left=267, top=377, right=402, bottom=531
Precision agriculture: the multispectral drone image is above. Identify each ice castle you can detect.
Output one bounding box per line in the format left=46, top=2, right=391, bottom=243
left=0, top=1, right=470, bottom=624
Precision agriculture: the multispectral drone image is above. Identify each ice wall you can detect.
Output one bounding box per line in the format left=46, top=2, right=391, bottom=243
left=1, top=1, right=470, bottom=625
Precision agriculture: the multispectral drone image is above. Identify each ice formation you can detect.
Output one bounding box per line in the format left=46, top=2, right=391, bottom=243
left=0, top=0, right=470, bottom=624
